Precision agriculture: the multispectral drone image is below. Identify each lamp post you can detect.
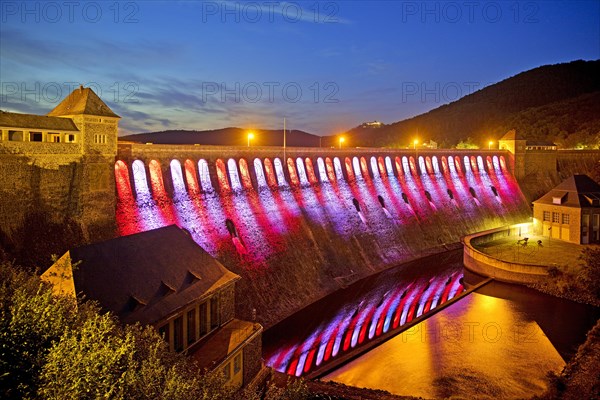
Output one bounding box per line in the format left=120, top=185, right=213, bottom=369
left=339, top=136, right=345, bottom=149
left=488, top=141, right=493, bottom=150
left=413, top=139, right=418, bottom=150
left=247, top=132, right=254, bottom=147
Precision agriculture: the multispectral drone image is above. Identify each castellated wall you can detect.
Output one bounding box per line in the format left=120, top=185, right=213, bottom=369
left=0, top=139, right=116, bottom=268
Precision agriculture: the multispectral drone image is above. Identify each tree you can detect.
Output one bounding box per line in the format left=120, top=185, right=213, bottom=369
left=581, top=247, right=600, bottom=298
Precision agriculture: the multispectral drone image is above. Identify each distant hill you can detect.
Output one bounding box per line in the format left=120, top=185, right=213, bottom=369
left=120, top=127, right=323, bottom=147
left=123, top=60, right=600, bottom=149
left=340, top=59, right=600, bottom=149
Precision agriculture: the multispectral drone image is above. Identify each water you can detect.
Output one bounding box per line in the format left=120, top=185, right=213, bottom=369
left=322, top=276, right=599, bottom=399
left=263, top=251, right=467, bottom=377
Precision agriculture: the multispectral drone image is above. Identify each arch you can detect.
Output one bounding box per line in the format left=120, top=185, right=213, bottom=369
left=470, top=155, right=478, bottom=172
left=254, top=158, right=267, bottom=188
left=238, top=158, right=253, bottom=189
left=263, top=158, right=277, bottom=187
left=370, top=157, right=380, bottom=179
left=425, top=156, right=433, bottom=174
left=184, top=159, right=200, bottom=193
left=352, top=157, right=362, bottom=179
left=463, top=156, right=472, bottom=172
left=149, top=160, right=166, bottom=196
left=296, top=157, right=309, bottom=185
left=396, top=156, right=404, bottom=175
left=360, top=157, right=369, bottom=179
left=454, top=156, right=462, bottom=173
left=287, top=158, right=300, bottom=186
left=325, top=157, right=336, bottom=181
left=216, top=159, right=230, bottom=191
left=486, top=156, right=493, bottom=172
left=402, top=156, right=410, bottom=175
left=114, top=160, right=133, bottom=199
left=432, top=156, right=440, bottom=174
left=477, top=156, right=485, bottom=173
left=441, top=156, right=448, bottom=174
left=317, top=157, right=328, bottom=182
left=385, top=156, right=394, bottom=176
left=378, top=157, right=386, bottom=176
left=418, top=156, right=426, bottom=175
left=333, top=157, right=344, bottom=180
left=448, top=155, right=456, bottom=174
left=493, top=155, right=500, bottom=171
left=345, top=157, right=355, bottom=180
left=499, top=156, right=507, bottom=171
left=274, top=158, right=287, bottom=186
left=409, top=156, right=418, bottom=176
left=198, top=159, right=213, bottom=191
left=305, top=158, right=318, bottom=184
left=132, top=160, right=150, bottom=196
left=227, top=158, right=242, bottom=190
left=170, top=159, right=186, bottom=194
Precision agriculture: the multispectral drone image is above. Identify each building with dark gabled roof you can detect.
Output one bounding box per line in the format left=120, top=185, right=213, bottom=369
left=532, top=175, right=600, bottom=243
left=42, top=225, right=263, bottom=390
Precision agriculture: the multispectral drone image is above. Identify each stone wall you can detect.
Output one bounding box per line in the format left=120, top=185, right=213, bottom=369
left=242, top=330, right=263, bottom=386
left=463, top=225, right=549, bottom=284
left=219, top=283, right=236, bottom=324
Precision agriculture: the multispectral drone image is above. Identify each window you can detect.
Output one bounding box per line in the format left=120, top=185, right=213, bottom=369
left=199, top=302, right=208, bottom=336
left=173, top=316, right=183, bottom=352
left=94, top=134, right=107, bottom=144
left=30, top=132, right=42, bottom=142
left=234, top=353, right=242, bottom=374
left=66, top=134, right=76, bottom=143
left=8, top=130, right=24, bottom=141
left=158, top=324, right=170, bottom=345
left=223, top=362, right=231, bottom=381
left=543, top=211, right=550, bottom=222
left=210, top=297, right=219, bottom=330
left=552, top=212, right=560, bottom=223
left=562, top=214, right=570, bottom=224
left=187, top=309, right=196, bottom=345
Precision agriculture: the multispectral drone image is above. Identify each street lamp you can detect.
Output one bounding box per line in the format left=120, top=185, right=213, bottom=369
left=413, top=139, right=419, bottom=149
left=339, top=136, right=345, bottom=149
left=488, top=141, right=493, bottom=150
left=247, top=132, right=254, bottom=147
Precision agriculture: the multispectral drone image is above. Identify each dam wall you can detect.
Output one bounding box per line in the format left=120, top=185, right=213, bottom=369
left=114, top=145, right=531, bottom=327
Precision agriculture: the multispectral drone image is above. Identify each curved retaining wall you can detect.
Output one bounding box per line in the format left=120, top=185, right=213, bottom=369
left=463, top=224, right=549, bottom=284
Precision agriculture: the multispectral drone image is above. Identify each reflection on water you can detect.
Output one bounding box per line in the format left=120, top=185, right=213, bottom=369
left=325, top=285, right=598, bottom=399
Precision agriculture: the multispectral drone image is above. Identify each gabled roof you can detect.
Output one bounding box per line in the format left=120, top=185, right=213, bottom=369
left=0, top=111, right=79, bottom=131
left=46, top=225, right=239, bottom=325
left=533, top=175, right=600, bottom=208
left=47, top=86, right=120, bottom=118
left=499, top=129, right=525, bottom=141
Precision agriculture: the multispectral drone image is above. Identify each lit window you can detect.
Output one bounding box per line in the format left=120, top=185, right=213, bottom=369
left=543, top=211, right=550, bottom=222
left=234, top=353, right=242, bottom=374
left=552, top=212, right=560, bottom=223
left=562, top=214, right=570, bottom=224
left=223, top=363, right=231, bottom=381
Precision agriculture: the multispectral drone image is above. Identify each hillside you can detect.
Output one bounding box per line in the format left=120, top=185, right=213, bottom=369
left=122, top=60, right=600, bottom=149
left=342, top=59, right=600, bottom=148
left=120, top=127, right=323, bottom=147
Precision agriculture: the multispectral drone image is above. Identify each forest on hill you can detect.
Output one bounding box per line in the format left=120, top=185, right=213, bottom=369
left=123, top=60, right=600, bottom=149
left=345, top=59, right=600, bottom=149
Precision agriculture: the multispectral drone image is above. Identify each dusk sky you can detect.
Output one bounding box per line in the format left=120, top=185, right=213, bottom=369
left=1, top=0, right=599, bottom=136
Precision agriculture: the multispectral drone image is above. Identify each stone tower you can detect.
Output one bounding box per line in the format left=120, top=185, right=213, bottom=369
left=498, top=129, right=526, bottom=180
left=47, top=86, right=120, bottom=238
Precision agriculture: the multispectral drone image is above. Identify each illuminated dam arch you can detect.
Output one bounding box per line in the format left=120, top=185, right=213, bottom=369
left=254, top=158, right=268, bottom=188
left=115, top=150, right=514, bottom=202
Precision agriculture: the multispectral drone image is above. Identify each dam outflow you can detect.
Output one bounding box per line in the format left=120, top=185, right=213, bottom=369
left=113, top=145, right=531, bottom=327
